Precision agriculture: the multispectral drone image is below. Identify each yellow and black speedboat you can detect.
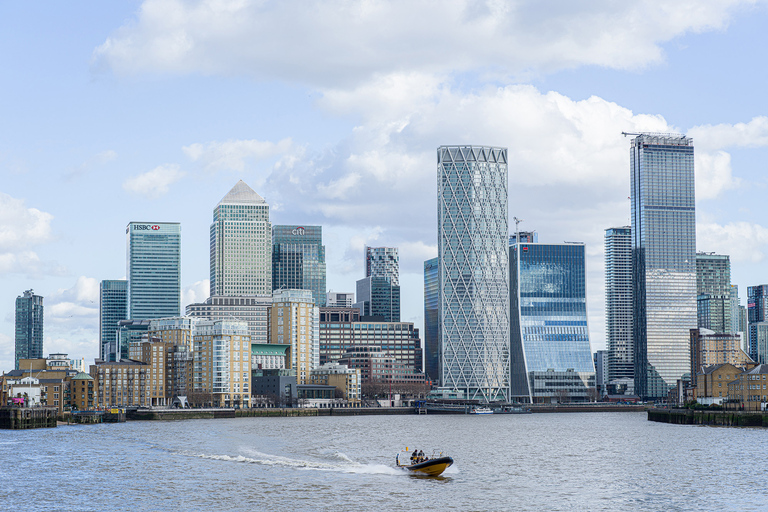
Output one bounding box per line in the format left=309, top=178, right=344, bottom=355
left=396, top=450, right=453, bottom=477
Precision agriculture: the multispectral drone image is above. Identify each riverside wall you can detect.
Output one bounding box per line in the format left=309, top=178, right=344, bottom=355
left=647, top=408, right=768, bottom=427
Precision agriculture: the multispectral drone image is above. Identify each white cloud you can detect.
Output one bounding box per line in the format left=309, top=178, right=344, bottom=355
left=93, top=0, right=750, bottom=86
left=697, top=221, right=768, bottom=263
left=183, top=279, right=210, bottom=309
left=0, top=192, right=64, bottom=276
left=122, top=164, right=185, bottom=198
left=47, top=276, right=100, bottom=327
left=183, top=138, right=294, bottom=172
left=695, top=150, right=741, bottom=200
left=688, top=116, right=768, bottom=150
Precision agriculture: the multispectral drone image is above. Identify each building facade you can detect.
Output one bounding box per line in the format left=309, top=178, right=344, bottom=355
left=747, top=285, right=768, bottom=362
left=696, top=253, right=731, bottom=333
left=15, top=289, right=44, bottom=370
left=272, top=225, right=326, bottom=307
left=689, top=328, right=752, bottom=387
left=210, top=180, right=272, bottom=296
left=269, top=289, right=319, bottom=385
left=99, top=280, right=128, bottom=362
left=186, top=295, right=270, bottom=344
left=630, top=133, right=697, bottom=399
left=326, top=292, right=355, bottom=308
left=438, top=145, right=510, bottom=402
left=354, top=276, right=400, bottom=322
left=365, top=246, right=399, bottom=285
left=424, top=257, right=439, bottom=383
left=510, top=242, right=596, bottom=403
left=605, top=227, right=633, bottom=392
left=127, top=221, right=181, bottom=320
left=193, top=320, right=251, bottom=408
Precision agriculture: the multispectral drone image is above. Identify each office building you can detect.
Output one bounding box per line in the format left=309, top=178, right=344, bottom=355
left=438, top=145, right=510, bottom=402
left=127, top=221, right=181, bottom=320
left=99, top=280, right=128, bottom=361
left=336, top=346, right=426, bottom=386
left=365, top=246, right=399, bottom=285
left=193, top=319, right=251, bottom=408
left=326, top=292, right=355, bottom=308
left=114, top=319, right=151, bottom=362
left=509, top=231, right=538, bottom=245
left=186, top=295, right=270, bottom=344
left=630, top=133, right=697, bottom=399
left=353, top=276, right=400, bottom=322
left=748, top=285, right=768, bottom=362
left=594, top=350, right=608, bottom=398
left=15, top=290, right=44, bottom=369
left=309, top=362, right=361, bottom=403
left=269, top=289, right=319, bottom=385
left=424, top=257, right=439, bottom=383
left=604, top=226, right=633, bottom=393
left=696, top=253, right=732, bottom=333
left=730, top=285, right=742, bottom=335
left=210, top=180, right=272, bottom=297
left=510, top=242, right=596, bottom=403
left=272, top=225, right=326, bottom=307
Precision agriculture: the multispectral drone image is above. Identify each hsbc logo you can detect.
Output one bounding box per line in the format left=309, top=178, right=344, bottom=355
left=292, top=227, right=306, bottom=236
left=134, top=224, right=161, bottom=231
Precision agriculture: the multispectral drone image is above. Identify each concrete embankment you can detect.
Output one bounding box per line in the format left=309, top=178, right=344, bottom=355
left=123, top=407, right=412, bottom=421
left=648, top=408, right=768, bottom=427
left=530, top=404, right=646, bottom=413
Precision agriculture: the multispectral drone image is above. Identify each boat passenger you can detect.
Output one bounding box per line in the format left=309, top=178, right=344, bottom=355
left=411, top=450, right=418, bottom=464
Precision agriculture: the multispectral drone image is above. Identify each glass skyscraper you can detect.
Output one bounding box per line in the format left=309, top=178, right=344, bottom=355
left=272, top=225, right=326, bottom=307
left=605, top=226, right=633, bottom=390
left=365, top=246, right=399, bottom=285
left=630, top=133, right=697, bottom=399
left=15, top=289, right=44, bottom=369
left=100, top=279, right=128, bottom=361
left=423, top=257, right=439, bottom=382
left=127, top=222, right=181, bottom=320
left=696, top=253, right=731, bottom=333
left=210, top=180, right=272, bottom=296
left=354, top=276, right=400, bottom=322
left=747, top=284, right=768, bottom=361
left=438, top=145, right=509, bottom=402
left=510, top=242, right=595, bottom=402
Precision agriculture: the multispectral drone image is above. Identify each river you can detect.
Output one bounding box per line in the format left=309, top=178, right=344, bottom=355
left=1, top=412, right=764, bottom=511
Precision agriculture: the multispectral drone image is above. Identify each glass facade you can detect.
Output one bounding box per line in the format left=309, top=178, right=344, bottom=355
left=210, top=180, right=272, bottom=296
left=354, top=276, right=400, bottom=322
left=631, top=133, right=697, bottom=399
left=365, top=246, right=399, bottom=286
left=747, top=285, right=768, bottom=361
left=424, top=257, right=439, bottom=382
left=696, top=253, right=731, bottom=333
left=15, top=289, right=44, bottom=369
left=510, top=243, right=595, bottom=402
left=438, top=145, right=509, bottom=402
left=605, top=227, right=633, bottom=386
left=100, top=280, right=128, bottom=361
left=272, top=225, right=327, bottom=307
left=127, top=222, right=181, bottom=320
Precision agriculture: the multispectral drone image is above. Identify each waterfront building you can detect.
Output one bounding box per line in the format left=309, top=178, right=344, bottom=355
left=272, top=225, right=327, bottom=307
left=186, top=295, right=270, bottom=344
left=630, top=133, right=697, bottom=400
left=193, top=319, right=251, bottom=408
left=326, top=292, right=355, bottom=308
left=695, top=363, right=742, bottom=405
left=696, top=253, right=732, bottom=333
left=148, top=317, right=197, bottom=350
left=726, top=364, right=768, bottom=411
left=210, top=180, right=272, bottom=297
left=114, top=319, right=151, bottom=362
left=747, top=285, right=768, bottom=362
left=353, top=276, right=400, bottom=322
left=2, top=355, right=80, bottom=413
left=90, top=359, right=150, bottom=408
left=99, top=280, right=128, bottom=361
left=269, top=289, right=319, bottom=385
left=318, top=307, right=423, bottom=375
left=337, top=346, right=427, bottom=386
left=438, top=145, right=510, bottom=402
left=127, top=221, right=181, bottom=320
left=15, top=289, right=44, bottom=370
left=424, top=257, right=439, bottom=383
left=510, top=241, right=596, bottom=403
left=309, top=362, right=361, bottom=403
left=365, top=246, right=399, bottom=285
left=689, top=328, right=752, bottom=387
left=66, top=372, right=95, bottom=411
left=604, top=227, right=633, bottom=393
left=251, top=343, right=289, bottom=371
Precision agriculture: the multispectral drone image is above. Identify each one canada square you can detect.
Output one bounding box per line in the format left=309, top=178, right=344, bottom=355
left=630, top=133, right=697, bottom=399
left=438, top=145, right=509, bottom=402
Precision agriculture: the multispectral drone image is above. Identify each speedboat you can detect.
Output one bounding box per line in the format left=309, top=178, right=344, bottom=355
left=469, top=406, right=493, bottom=414
left=396, top=450, right=454, bottom=477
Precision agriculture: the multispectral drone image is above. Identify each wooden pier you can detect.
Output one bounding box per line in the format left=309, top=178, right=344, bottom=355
left=0, top=406, right=58, bottom=429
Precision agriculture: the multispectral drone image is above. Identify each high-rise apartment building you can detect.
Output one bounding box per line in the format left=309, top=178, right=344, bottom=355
left=100, top=280, right=128, bottom=361
left=630, top=133, right=697, bottom=399
left=269, top=289, right=319, bottom=385
left=604, top=227, right=633, bottom=391
left=696, top=253, right=731, bottom=333
left=193, top=319, right=251, bottom=408
left=365, top=246, right=399, bottom=286
left=272, top=225, right=326, bottom=307
left=15, top=290, right=44, bottom=370
left=510, top=242, right=596, bottom=402
left=438, top=145, right=509, bottom=402
left=730, top=285, right=742, bottom=335
left=210, top=180, right=272, bottom=296
left=424, top=257, right=439, bottom=383
left=747, top=285, right=768, bottom=361
left=127, top=222, right=181, bottom=320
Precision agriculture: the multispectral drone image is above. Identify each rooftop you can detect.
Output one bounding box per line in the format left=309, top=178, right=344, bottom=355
left=219, top=180, right=266, bottom=205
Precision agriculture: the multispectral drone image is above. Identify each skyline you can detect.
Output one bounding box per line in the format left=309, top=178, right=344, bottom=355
left=4, top=2, right=768, bottom=371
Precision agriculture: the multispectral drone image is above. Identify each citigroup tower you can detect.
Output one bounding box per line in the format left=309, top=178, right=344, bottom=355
left=438, top=145, right=510, bottom=402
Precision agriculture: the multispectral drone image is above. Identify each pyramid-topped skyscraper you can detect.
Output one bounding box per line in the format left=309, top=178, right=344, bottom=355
left=210, top=180, right=272, bottom=296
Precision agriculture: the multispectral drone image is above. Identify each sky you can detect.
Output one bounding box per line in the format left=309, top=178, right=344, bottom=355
left=3, top=0, right=768, bottom=372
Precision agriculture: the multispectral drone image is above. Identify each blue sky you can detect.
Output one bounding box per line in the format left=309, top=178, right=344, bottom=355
left=2, top=1, right=768, bottom=371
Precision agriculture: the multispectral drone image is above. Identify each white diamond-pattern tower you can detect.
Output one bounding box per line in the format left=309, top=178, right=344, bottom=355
left=438, top=145, right=510, bottom=402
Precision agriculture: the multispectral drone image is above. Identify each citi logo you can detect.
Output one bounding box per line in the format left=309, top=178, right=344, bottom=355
left=292, top=227, right=306, bottom=236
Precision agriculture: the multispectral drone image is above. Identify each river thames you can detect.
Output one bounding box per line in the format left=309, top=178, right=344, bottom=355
left=1, top=411, right=765, bottom=511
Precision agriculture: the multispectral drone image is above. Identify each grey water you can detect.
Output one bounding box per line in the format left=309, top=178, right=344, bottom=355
left=0, top=412, right=764, bottom=511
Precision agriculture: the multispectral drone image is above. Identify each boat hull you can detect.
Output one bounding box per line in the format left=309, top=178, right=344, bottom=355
left=399, top=456, right=454, bottom=476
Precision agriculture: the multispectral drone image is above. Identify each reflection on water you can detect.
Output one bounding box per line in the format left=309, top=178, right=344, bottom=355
left=1, top=412, right=765, bottom=511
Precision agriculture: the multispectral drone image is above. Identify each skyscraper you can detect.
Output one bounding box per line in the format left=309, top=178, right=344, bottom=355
left=438, top=145, right=509, bottom=402
left=127, top=222, right=181, bottom=320
left=365, top=246, right=399, bottom=285
left=353, top=276, right=400, bottom=322
left=696, top=253, right=731, bottom=333
left=100, top=279, right=128, bottom=361
left=269, top=289, right=319, bottom=385
left=423, top=257, right=439, bottom=382
left=605, top=226, right=633, bottom=391
left=272, top=225, right=326, bottom=307
left=15, top=289, right=44, bottom=369
left=510, top=242, right=596, bottom=402
left=210, top=180, right=272, bottom=296
left=747, top=285, right=768, bottom=361
left=630, top=133, right=697, bottom=399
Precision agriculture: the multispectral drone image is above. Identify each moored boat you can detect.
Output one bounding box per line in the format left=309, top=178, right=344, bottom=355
left=469, top=406, right=493, bottom=414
